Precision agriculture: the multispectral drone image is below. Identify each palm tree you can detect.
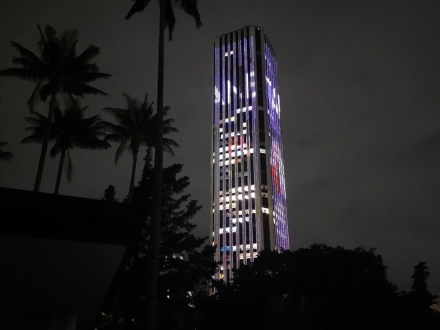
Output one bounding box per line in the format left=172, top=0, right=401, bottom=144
left=23, top=101, right=110, bottom=195
left=125, top=2, right=201, bottom=328
left=0, top=142, right=13, bottom=161
left=0, top=25, right=111, bottom=192
left=100, top=93, right=178, bottom=204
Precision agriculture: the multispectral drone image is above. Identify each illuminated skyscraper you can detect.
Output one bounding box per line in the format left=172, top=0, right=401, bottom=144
left=211, top=26, right=289, bottom=281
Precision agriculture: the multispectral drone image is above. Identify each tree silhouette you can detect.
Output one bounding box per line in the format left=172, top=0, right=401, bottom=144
left=0, top=25, right=110, bottom=191
left=99, top=93, right=178, bottom=203
left=102, top=185, right=118, bottom=203
left=203, top=245, right=399, bottom=330
left=100, top=151, right=216, bottom=330
left=23, top=100, right=110, bottom=195
left=0, top=141, right=13, bottom=161
left=400, top=262, right=439, bottom=329
left=125, top=2, right=202, bottom=328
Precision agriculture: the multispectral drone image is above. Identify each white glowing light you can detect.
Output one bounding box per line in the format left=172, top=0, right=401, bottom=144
left=246, top=74, right=249, bottom=99
left=215, top=87, right=221, bottom=104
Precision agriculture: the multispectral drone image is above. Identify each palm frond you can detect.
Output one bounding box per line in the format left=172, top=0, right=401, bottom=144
left=141, top=93, right=154, bottom=113
left=162, top=126, right=179, bottom=134
left=37, top=26, right=60, bottom=64
left=50, top=142, right=63, bottom=158
left=162, top=105, right=172, bottom=115
left=80, top=115, right=103, bottom=127
left=3, top=25, right=109, bottom=118
left=78, top=72, right=112, bottom=83
left=27, top=79, right=45, bottom=112
left=76, top=45, right=101, bottom=65
left=60, top=29, right=79, bottom=57
left=81, top=63, right=99, bottom=73
left=43, top=25, right=57, bottom=43
left=24, top=110, right=48, bottom=122
left=123, top=92, right=141, bottom=111
left=102, top=108, right=129, bottom=125
left=11, top=57, right=41, bottom=70
left=125, top=0, right=153, bottom=19
left=161, top=138, right=180, bottom=156
left=164, top=137, right=180, bottom=149
left=21, top=134, right=44, bottom=144
left=0, top=68, right=43, bottom=81
left=105, top=133, right=128, bottom=144
left=166, top=0, right=176, bottom=41
left=115, top=138, right=129, bottom=164
left=163, top=145, right=176, bottom=156
left=9, top=41, right=47, bottom=69
left=39, top=80, right=59, bottom=101
left=0, top=151, right=13, bottom=161
left=105, top=92, right=179, bottom=163
left=92, top=131, right=107, bottom=139
left=99, top=121, right=130, bottom=135
left=75, top=138, right=110, bottom=150
left=72, top=83, right=108, bottom=96
left=23, top=117, right=47, bottom=127
left=177, top=0, right=202, bottom=28
left=37, top=25, right=47, bottom=48
left=0, top=142, right=13, bottom=161
left=63, top=96, right=81, bottom=111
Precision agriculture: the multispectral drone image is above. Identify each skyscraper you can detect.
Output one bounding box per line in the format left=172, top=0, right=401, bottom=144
left=211, top=26, right=289, bottom=281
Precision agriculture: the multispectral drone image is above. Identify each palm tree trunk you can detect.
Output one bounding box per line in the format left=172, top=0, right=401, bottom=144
left=54, top=150, right=65, bottom=195
left=143, top=1, right=166, bottom=329
left=34, top=92, right=56, bottom=192
left=128, top=149, right=139, bottom=203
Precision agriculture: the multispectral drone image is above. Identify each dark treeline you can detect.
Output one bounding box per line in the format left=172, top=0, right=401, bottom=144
left=200, top=248, right=439, bottom=330
left=98, top=152, right=439, bottom=330
left=98, top=148, right=217, bottom=330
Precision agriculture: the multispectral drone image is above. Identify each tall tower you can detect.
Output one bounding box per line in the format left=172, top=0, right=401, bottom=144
left=211, top=26, right=289, bottom=281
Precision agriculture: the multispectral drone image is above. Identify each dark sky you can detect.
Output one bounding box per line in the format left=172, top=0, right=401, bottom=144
left=0, top=0, right=439, bottom=294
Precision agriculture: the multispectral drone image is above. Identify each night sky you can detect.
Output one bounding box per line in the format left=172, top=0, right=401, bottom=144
left=0, top=0, right=439, bottom=295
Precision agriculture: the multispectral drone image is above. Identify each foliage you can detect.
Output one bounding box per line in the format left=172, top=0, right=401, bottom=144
left=125, top=0, right=202, bottom=40
left=0, top=25, right=110, bottom=191
left=0, top=141, right=13, bottom=161
left=199, top=245, right=400, bottom=330
left=399, top=262, right=439, bottom=329
left=99, top=93, right=179, bottom=202
left=99, top=150, right=217, bottom=329
left=102, top=185, right=119, bottom=202
left=0, top=25, right=110, bottom=111
left=125, top=2, right=203, bottom=328
left=22, top=99, right=109, bottom=192
left=100, top=93, right=178, bottom=165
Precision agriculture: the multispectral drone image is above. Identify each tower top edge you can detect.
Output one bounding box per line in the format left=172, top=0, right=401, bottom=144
left=215, top=25, right=265, bottom=39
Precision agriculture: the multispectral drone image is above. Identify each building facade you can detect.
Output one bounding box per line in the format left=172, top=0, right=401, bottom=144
left=211, top=26, right=289, bottom=281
